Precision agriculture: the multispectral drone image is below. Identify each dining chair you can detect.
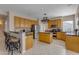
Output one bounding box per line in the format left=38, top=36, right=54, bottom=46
left=4, top=31, right=21, bottom=55
left=4, top=32, right=10, bottom=50
left=8, top=34, right=21, bottom=55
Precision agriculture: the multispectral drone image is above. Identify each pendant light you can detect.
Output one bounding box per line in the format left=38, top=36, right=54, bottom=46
left=41, top=13, right=48, bottom=23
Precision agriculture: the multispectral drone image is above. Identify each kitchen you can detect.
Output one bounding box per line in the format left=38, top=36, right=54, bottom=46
left=0, top=4, right=79, bottom=55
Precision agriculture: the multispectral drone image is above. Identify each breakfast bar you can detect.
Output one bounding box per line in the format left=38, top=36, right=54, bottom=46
left=9, top=31, right=34, bottom=53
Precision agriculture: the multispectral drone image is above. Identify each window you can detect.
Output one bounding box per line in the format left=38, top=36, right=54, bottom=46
left=63, top=21, right=74, bottom=34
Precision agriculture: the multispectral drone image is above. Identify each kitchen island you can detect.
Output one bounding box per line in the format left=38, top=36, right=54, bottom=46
left=39, top=32, right=53, bottom=44
left=66, top=34, right=79, bottom=53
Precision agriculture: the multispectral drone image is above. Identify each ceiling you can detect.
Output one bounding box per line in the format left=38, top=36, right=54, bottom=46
left=0, top=4, right=78, bottom=19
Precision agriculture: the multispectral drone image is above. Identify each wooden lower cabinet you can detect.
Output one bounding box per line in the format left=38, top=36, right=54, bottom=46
left=39, top=32, right=53, bottom=44
left=56, top=32, right=61, bottom=40
left=25, top=34, right=33, bottom=50
left=66, top=35, right=79, bottom=53
left=56, top=32, right=66, bottom=41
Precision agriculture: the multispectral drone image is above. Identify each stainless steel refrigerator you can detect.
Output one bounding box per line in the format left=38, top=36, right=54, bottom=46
left=31, top=24, right=40, bottom=39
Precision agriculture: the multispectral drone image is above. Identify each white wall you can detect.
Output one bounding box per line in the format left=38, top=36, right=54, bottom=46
left=7, top=11, right=15, bottom=31
left=14, top=12, right=37, bottom=20
left=39, top=20, right=48, bottom=32
left=0, top=9, right=7, bottom=16
left=63, top=15, right=75, bottom=30
left=63, top=15, right=75, bottom=21
left=74, top=5, right=79, bottom=29
left=5, top=15, right=9, bottom=32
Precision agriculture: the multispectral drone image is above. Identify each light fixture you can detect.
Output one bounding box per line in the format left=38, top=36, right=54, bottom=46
left=41, top=13, right=48, bottom=23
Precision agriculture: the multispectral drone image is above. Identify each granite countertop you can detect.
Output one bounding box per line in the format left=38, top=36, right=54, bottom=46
left=9, top=32, right=19, bottom=39
left=10, top=31, right=19, bottom=34
left=66, top=33, right=79, bottom=37
left=39, top=32, right=52, bottom=34
left=26, top=32, right=33, bottom=36
left=40, top=32, right=51, bottom=34
left=67, top=35, right=79, bottom=37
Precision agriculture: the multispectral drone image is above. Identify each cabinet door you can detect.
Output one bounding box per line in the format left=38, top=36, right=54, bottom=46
left=20, top=18, right=24, bottom=27
left=30, top=20, right=33, bottom=27
left=39, top=33, right=52, bottom=43
left=25, top=36, right=33, bottom=49
left=66, top=36, right=79, bottom=52
left=48, top=20, right=57, bottom=28
left=32, top=20, right=37, bottom=25
left=57, top=19, right=62, bottom=28
left=61, top=32, right=66, bottom=41
left=25, top=19, right=31, bottom=28
left=48, top=20, right=52, bottom=28
left=14, top=17, right=20, bottom=28
left=24, top=20, right=28, bottom=27
left=22, top=19, right=25, bottom=27
left=57, top=32, right=62, bottom=40
left=52, top=20, right=56, bottom=25
left=28, top=20, right=31, bottom=28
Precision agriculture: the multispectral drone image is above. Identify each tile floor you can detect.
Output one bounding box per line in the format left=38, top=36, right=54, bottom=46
left=23, top=39, right=79, bottom=55
left=0, top=31, right=79, bottom=55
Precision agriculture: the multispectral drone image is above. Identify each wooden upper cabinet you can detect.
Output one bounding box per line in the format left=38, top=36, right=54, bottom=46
left=31, top=20, right=38, bottom=25
left=24, top=19, right=27, bottom=27
left=57, top=19, right=62, bottom=28
left=34, top=21, right=37, bottom=25
left=20, top=18, right=25, bottom=28
left=27, top=20, right=31, bottom=28
left=48, top=20, right=52, bottom=28
left=25, top=19, right=31, bottom=28
left=52, top=20, right=58, bottom=27
left=14, top=16, right=20, bottom=28
left=25, top=19, right=29, bottom=28
left=48, top=20, right=56, bottom=28
left=48, top=19, right=62, bottom=28
left=14, top=16, right=38, bottom=28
